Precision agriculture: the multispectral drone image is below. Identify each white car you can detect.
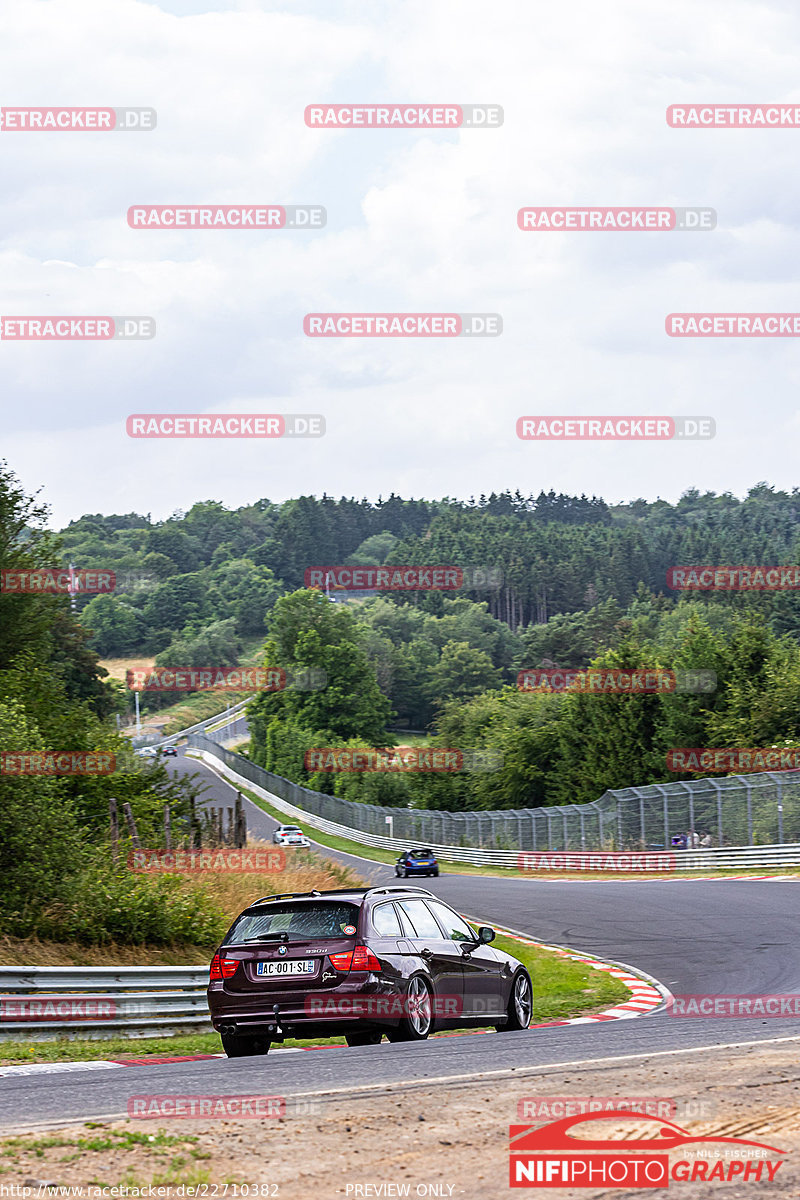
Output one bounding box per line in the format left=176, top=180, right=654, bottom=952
left=272, top=824, right=311, bottom=847
left=134, top=746, right=158, bottom=758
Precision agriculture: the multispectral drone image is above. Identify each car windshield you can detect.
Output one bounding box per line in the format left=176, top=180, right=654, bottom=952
left=227, top=901, right=360, bottom=943
left=410, top=850, right=433, bottom=859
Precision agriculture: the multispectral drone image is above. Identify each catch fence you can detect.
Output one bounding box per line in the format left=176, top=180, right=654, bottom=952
left=188, top=735, right=800, bottom=851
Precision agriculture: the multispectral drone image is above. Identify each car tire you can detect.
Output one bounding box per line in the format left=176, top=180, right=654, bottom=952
left=496, top=969, right=533, bottom=1032
left=345, top=1031, right=383, bottom=1047
left=220, top=1032, right=272, bottom=1057
left=403, top=868, right=409, bottom=878
left=432, top=869, right=439, bottom=877
left=385, top=974, right=434, bottom=1042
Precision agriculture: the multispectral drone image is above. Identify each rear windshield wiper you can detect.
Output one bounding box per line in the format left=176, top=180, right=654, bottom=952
left=242, top=931, right=291, bottom=943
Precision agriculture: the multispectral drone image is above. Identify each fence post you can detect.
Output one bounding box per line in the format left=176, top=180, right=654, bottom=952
left=235, top=791, right=246, bottom=848
left=190, top=795, right=202, bottom=850
left=579, top=809, right=586, bottom=850
left=639, top=794, right=646, bottom=848
left=109, top=797, right=119, bottom=866
left=710, top=779, right=723, bottom=847
left=745, top=778, right=754, bottom=845
left=164, top=804, right=172, bottom=851
left=661, top=785, right=669, bottom=848
left=545, top=810, right=553, bottom=850
left=122, top=802, right=140, bottom=849
left=778, top=779, right=784, bottom=845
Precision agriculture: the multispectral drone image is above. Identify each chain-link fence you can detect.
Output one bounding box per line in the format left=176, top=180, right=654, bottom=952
left=188, top=734, right=800, bottom=851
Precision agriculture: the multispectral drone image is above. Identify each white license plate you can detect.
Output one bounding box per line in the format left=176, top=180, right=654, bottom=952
left=256, top=959, right=315, bottom=977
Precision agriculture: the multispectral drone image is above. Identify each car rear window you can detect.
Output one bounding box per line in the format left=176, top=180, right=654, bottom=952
left=409, top=850, right=433, bottom=860
left=226, top=901, right=360, bottom=943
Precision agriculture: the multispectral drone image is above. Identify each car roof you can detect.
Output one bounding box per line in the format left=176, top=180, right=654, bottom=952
left=240, top=885, right=439, bottom=912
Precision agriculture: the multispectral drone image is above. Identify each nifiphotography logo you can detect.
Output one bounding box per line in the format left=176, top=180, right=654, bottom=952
left=509, top=1110, right=786, bottom=1187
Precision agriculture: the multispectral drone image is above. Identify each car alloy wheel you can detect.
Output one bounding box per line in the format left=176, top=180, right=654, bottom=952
left=496, top=970, right=533, bottom=1032
left=387, top=974, right=434, bottom=1042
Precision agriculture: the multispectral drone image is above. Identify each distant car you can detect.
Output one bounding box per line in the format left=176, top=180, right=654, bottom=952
left=134, top=747, right=157, bottom=758
left=162, top=745, right=178, bottom=757
left=272, top=824, right=311, bottom=847
left=395, top=848, right=439, bottom=878
left=207, top=884, right=532, bottom=1056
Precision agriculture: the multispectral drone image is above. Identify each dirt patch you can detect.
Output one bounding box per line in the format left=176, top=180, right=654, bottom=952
left=2, top=1039, right=799, bottom=1197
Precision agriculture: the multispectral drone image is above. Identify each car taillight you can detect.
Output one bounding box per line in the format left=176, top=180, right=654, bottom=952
left=329, top=946, right=381, bottom=973
left=209, top=954, right=239, bottom=981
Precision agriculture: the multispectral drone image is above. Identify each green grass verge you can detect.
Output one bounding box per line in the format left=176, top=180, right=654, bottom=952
left=0, top=929, right=630, bottom=1065
left=0, top=1127, right=210, bottom=1182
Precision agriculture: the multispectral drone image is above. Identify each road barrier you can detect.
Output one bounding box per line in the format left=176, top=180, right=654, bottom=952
left=0, top=966, right=211, bottom=1042
left=188, top=741, right=800, bottom=871
left=131, top=699, right=249, bottom=749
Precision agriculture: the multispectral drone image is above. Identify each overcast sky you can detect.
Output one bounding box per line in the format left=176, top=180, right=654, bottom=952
left=2, top=0, right=799, bottom=528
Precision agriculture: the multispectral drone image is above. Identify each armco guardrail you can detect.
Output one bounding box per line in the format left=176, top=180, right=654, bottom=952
left=131, top=699, right=249, bottom=750
left=0, top=966, right=211, bottom=1042
left=189, top=743, right=800, bottom=871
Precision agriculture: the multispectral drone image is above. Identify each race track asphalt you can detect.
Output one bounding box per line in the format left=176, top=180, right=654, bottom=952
left=2, top=749, right=799, bottom=1129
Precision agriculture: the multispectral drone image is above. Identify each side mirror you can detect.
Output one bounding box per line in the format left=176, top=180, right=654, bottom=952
left=478, top=926, right=495, bottom=944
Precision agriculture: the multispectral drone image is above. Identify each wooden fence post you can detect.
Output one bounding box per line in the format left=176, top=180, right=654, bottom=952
left=109, top=797, right=119, bottom=866
left=122, top=802, right=141, bottom=848
left=235, top=791, right=246, bottom=848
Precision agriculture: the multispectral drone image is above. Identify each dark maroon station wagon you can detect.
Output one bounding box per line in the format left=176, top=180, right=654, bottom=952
left=208, top=885, right=533, bottom=1056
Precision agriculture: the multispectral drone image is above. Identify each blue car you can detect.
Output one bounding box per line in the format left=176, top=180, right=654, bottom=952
left=395, top=848, right=440, bottom=878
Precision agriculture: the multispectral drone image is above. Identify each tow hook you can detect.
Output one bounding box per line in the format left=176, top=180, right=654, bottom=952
left=272, top=1003, right=284, bottom=1036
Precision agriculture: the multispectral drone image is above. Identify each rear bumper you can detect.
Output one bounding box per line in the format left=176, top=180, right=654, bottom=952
left=208, top=980, right=410, bottom=1038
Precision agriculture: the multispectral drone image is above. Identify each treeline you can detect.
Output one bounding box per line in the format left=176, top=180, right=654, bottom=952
left=63, top=486, right=800, bottom=674
left=246, top=586, right=800, bottom=812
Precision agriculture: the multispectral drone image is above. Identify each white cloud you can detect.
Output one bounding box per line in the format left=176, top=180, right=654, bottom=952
left=1, top=0, right=799, bottom=523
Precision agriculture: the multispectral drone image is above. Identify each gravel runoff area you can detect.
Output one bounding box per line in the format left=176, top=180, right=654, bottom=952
left=2, top=1036, right=800, bottom=1199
